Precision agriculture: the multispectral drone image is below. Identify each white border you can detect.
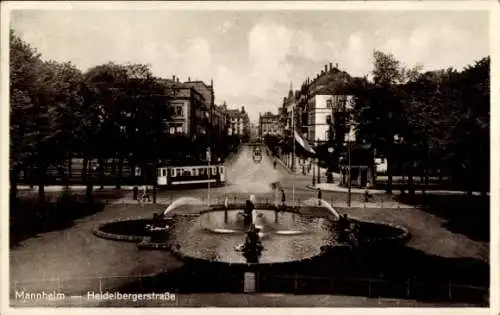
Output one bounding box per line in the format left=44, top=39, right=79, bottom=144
left=1, top=1, right=498, bottom=315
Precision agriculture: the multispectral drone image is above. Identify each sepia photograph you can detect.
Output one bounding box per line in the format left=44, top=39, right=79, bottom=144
left=1, top=1, right=497, bottom=310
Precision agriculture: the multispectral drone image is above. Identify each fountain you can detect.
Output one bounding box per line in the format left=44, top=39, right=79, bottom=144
left=94, top=195, right=411, bottom=266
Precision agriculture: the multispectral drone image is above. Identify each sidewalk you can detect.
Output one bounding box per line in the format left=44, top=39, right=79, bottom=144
left=275, top=153, right=329, bottom=178
left=108, top=196, right=417, bottom=209
left=9, top=293, right=477, bottom=307
left=309, top=183, right=488, bottom=197
left=17, top=185, right=139, bottom=191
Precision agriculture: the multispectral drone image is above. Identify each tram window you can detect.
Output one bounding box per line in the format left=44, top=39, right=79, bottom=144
left=220, top=167, right=224, bottom=174
left=162, top=169, right=166, bottom=177
left=192, top=168, right=198, bottom=176
left=200, top=168, right=206, bottom=176
left=212, top=167, right=216, bottom=175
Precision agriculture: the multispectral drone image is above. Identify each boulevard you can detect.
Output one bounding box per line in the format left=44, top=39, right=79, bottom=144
left=10, top=144, right=489, bottom=306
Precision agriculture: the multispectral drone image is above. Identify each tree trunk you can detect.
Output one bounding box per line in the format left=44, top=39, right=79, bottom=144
left=38, top=164, right=46, bottom=203
left=152, top=160, right=157, bottom=204
left=98, top=157, right=105, bottom=190
left=130, top=159, right=137, bottom=191
left=116, top=156, right=123, bottom=189
left=29, top=164, right=34, bottom=189
left=408, top=162, right=415, bottom=197
left=82, top=156, right=88, bottom=181
left=58, top=160, right=68, bottom=188
left=10, top=166, right=19, bottom=201
left=424, top=153, right=430, bottom=195
left=111, top=156, right=117, bottom=176
left=68, top=154, right=73, bottom=184
left=386, top=155, right=393, bottom=194
left=82, top=156, right=93, bottom=202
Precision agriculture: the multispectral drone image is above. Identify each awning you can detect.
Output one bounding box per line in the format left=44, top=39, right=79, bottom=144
left=294, top=130, right=316, bottom=155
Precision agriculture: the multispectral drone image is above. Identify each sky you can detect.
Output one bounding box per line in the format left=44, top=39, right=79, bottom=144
left=10, top=9, right=490, bottom=122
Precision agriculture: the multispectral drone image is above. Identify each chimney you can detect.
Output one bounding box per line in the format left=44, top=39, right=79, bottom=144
left=329, top=62, right=333, bottom=70
left=172, top=75, right=175, bottom=81
left=188, top=77, right=191, bottom=82
left=325, top=65, right=328, bottom=73
left=177, top=78, right=180, bottom=83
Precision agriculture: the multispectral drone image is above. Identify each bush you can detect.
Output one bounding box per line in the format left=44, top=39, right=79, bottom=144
left=57, top=186, right=77, bottom=205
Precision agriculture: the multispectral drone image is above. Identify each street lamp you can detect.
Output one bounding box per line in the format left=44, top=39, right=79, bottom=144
left=206, top=111, right=211, bottom=207
left=317, top=154, right=321, bottom=184
left=312, top=160, right=316, bottom=185
left=347, top=114, right=352, bottom=208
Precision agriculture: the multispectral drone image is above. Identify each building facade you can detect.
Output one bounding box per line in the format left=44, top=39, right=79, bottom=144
left=259, top=111, right=281, bottom=137
left=279, top=62, right=354, bottom=147
left=159, top=78, right=207, bottom=138
left=227, top=106, right=250, bottom=137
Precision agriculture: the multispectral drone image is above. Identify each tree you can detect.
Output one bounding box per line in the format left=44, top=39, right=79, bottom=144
left=9, top=30, right=44, bottom=200
left=351, top=51, right=422, bottom=193
left=83, top=63, right=172, bottom=201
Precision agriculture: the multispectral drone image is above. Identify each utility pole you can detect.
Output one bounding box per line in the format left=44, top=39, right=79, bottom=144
left=347, top=113, right=352, bottom=208
left=291, top=83, right=296, bottom=205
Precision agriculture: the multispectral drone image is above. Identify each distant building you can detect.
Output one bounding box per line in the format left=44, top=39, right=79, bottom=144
left=212, top=101, right=229, bottom=137
left=280, top=63, right=354, bottom=146
left=249, top=122, right=260, bottom=139
left=227, top=106, right=250, bottom=137
left=259, top=111, right=280, bottom=137
left=159, top=76, right=209, bottom=138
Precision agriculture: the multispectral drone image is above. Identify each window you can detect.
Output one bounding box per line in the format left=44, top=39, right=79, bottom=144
left=169, top=127, right=175, bottom=134
left=162, top=169, right=166, bottom=177
left=176, top=126, right=183, bottom=133
left=175, top=106, right=184, bottom=117
left=220, top=167, right=224, bottom=174
left=326, top=115, right=332, bottom=124
left=326, top=99, right=333, bottom=108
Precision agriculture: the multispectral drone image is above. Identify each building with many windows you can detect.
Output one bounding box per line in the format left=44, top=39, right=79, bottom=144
left=279, top=62, right=354, bottom=147
left=160, top=76, right=209, bottom=138
left=227, top=106, right=250, bottom=138
left=259, top=111, right=281, bottom=137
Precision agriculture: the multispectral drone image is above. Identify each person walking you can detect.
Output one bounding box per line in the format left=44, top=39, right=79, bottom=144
left=142, top=185, right=151, bottom=202
left=281, top=188, right=286, bottom=210
left=317, top=189, right=322, bottom=205
left=273, top=160, right=277, bottom=169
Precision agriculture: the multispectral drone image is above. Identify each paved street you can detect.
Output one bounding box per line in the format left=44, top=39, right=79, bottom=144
left=101, top=145, right=412, bottom=209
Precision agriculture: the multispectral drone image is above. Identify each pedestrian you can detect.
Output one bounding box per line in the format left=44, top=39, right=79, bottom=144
left=317, top=189, right=322, bottom=205
left=281, top=188, right=286, bottom=210
left=273, top=160, right=277, bottom=169
left=142, top=185, right=151, bottom=202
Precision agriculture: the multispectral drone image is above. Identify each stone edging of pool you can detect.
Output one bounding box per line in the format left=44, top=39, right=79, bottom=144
left=93, top=204, right=410, bottom=270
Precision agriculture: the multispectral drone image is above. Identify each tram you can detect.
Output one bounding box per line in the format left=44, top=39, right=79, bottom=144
left=253, top=146, right=262, bottom=163
left=156, top=164, right=226, bottom=187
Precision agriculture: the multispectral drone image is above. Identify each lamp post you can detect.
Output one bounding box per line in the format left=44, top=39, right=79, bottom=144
left=291, top=89, right=296, bottom=205
left=347, top=114, right=352, bottom=208
left=317, top=154, right=321, bottom=184
left=347, top=134, right=351, bottom=208
left=206, top=111, right=211, bottom=208
left=312, top=160, right=316, bottom=185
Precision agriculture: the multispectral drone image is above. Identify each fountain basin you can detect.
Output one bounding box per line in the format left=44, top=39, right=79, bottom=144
left=93, top=217, right=174, bottom=243
left=93, top=205, right=410, bottom=268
